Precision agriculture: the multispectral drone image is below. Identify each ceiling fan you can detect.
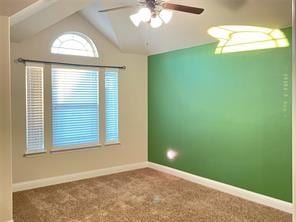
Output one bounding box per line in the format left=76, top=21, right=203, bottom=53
left=98, top=0, right=205, bottom=28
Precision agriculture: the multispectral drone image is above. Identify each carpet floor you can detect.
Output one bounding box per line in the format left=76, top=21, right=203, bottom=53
left=14, top=168, right=292, bottom=222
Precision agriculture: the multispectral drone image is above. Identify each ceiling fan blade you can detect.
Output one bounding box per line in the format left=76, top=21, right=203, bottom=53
left=98, top=5, right=134, bottom=13
left=162, top=3, right=204, bottom=15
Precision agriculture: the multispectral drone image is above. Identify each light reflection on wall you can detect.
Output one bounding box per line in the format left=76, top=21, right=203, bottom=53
left=166, top=149, right=178, bottom=161
left=207, top=26, right=289, bottom=54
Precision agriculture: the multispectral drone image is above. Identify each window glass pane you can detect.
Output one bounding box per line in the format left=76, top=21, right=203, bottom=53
left=26, top=64, right=45, bottom=153
left=51, top=32, right=98, bottom=57
left=105, top=70, right=119, bottom=143
left=52, top=67, right=99, bottom=148
left=62, top=40, right=85, bottom=50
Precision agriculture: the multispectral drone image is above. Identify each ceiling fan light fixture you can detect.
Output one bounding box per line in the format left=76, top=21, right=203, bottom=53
left=138, top=7, right=152, bottom=22
left=150, top=15, right=162, bottom=28
left=159, top=9, right=173, bottom=24
left=100, top=1, right=204, bottom=29
left=130, top=13, right=142, bottom=27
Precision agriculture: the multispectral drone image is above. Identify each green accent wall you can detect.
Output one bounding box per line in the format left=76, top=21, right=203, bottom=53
left=148, top=28, right=292, bottom=202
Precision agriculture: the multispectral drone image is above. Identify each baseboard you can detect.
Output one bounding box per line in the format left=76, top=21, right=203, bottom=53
left=13, top=162, right=148, bottom=192
left=5, top=220, right=13, bottom=222
left=12, top=161, right=294, bottom=214
left=148, top=162, right=294, bottom=214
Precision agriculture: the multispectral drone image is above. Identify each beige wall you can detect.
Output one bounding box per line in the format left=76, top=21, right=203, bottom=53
left=11, top=13, right=147, bottom=183
left=0, top=16, right=13, bottom=222
left=0, top=0, right=38, bottom=16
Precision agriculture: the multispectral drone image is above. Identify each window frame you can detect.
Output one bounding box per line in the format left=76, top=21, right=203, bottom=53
left=50, top=32, right=99, bottom=58
left=25, top=66, right=120, bottom=155
left=50, top=65, right=101, bottom=152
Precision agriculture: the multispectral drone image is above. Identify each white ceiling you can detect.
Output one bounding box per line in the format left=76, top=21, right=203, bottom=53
left=11, top=0, right=292, bottom=55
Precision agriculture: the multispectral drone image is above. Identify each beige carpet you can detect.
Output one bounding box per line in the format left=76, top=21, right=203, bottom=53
left=14, top=168, right=292, bottom=222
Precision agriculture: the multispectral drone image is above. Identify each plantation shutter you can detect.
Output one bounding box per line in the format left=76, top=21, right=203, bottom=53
left=26, top=63, right=45, bottom=153
left=105, top=70, right=119, bottom=143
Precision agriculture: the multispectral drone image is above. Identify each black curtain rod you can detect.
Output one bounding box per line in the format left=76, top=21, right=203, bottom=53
left=17, top=58, right=126, bottom=70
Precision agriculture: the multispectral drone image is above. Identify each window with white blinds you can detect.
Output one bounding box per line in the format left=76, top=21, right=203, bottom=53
left=105, top=70, right=119, bottom=143
left=52, top=66, right=99, bottom=149
left=26, top=63, right=45, bottom=153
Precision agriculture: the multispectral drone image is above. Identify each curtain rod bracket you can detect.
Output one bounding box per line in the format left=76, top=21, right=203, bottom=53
left=17, top=58, right=25, bottom=63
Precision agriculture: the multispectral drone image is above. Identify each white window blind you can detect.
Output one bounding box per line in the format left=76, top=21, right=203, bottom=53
left=52, top=66, right=99, bottom=149
left=26, top=63, right=45, bottom=153
left=105, top=70, right=119, bottom=143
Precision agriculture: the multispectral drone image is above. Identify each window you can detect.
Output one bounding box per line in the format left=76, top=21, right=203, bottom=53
left=105, top=70, right=119, bottom=143
left=51, top=32, right=99, bottom=57
left=25, top=32, right=120, bottom=154
left=26, top=63, right=45, bottom=154
left=51, top=67, right=99, bottom=149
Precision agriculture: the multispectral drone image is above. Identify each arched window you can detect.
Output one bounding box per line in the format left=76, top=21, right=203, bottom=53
left=51, top=32, right=98, bottom=57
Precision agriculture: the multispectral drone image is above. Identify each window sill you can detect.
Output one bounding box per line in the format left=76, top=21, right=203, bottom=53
left=24, top=151, right=47, bottom=157
left=24, top=142, right=121, bottom=157
left=50, top=144, right=103, bottom=154
left=104, top=142, right=121, bottom=146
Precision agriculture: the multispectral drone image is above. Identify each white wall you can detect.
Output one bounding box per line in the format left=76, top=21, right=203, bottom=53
left=11, top=13, right=148, bottom=183
left=0, top=16, right=13, bottom=222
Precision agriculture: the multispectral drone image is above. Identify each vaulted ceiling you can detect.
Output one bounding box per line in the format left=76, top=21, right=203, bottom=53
left=10, top=0, right=292, bottom=55
left=0, top=0, right=38, bottom=16
left=10, top=0, right=96, bottom=42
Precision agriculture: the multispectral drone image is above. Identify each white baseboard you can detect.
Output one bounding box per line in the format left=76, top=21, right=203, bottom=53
left=5, top=220, right=13, bottom=222
left=12, top=161, right=294, bottom=214
left=148, top=162, right=294, bottom=214
left=13, top=162, right=148, bottom=192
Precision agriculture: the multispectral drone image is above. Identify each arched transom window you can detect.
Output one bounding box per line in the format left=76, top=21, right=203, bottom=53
left=51, top=32, right=99, bottom=57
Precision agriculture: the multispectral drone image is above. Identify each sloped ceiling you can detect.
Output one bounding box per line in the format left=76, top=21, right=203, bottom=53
left=0, top=0, right=38, bottom=16
left=10, top=0, right=292, bottom=55
left=10, top=0, right=96, bottom=42
left=81, top=0, right=292, bottom=55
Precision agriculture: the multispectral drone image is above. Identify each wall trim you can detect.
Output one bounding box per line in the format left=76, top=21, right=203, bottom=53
left=148, top=162, right=294, bottom=214
left=13, top=162, right=148, bottom=192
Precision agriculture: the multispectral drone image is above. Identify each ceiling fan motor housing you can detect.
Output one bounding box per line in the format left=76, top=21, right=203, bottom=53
left=145, top=0, right=162, bottom=11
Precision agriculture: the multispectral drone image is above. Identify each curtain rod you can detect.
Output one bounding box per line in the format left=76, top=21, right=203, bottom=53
left=17, top=58, right=126, bottom=70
